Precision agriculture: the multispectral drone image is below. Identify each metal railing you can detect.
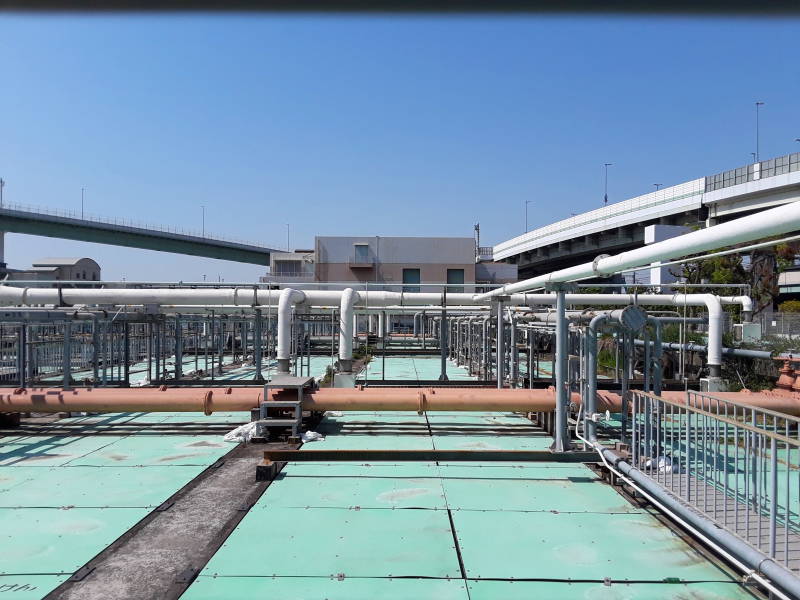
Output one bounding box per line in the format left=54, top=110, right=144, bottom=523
left=757, top=312, right=800, bottom=337
left=629, top=390, right=800, bottom=574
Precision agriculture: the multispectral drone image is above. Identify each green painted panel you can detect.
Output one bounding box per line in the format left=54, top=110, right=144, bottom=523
left=431, top=432, right=553, bottom=451
left=311, top=434, right=434, bottom=451
left=68, top=435, right=229, bottom=466
left=439, top=465, right=640, bottom=513
left=261, top=473, right=447, bottom=509
left=0, top=436, right=128, bottom=467
left=0, top=575, right=71, bottom=599
left=0, top=465, right=207, bottom=508
left=199, top=506, right=461, bottom=578
left=467, top=580, right=757, bottom=599
left=453, top=510, right=741, bottom=582
left=282, top=463, right=441, bottom=477
left=184, top=576, right=469, bottom=600
left=0, top=507, right=149, bottom=575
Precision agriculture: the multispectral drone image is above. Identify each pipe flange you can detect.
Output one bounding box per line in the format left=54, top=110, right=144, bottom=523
left=592, top=254, right=611, bottom=278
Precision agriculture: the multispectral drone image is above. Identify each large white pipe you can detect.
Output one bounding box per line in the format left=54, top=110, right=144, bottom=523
left=477, top=200, right=800, bottom=300
left=276, top=288, right=306, bottom=373
left=338, top=288, right=359, bottom=372
left=0, top=282, right=743, bottom=376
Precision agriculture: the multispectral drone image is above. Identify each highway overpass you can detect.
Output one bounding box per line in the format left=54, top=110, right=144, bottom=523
left=494, top=151, right=800, bottom=279
left=0, top=203, right=280, bottom=266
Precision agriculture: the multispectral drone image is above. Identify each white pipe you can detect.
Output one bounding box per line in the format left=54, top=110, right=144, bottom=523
left=276, top=288, right=306, bottom=373
left=338, top=288, right=359, bottom=372
left=477, top=200, right=800, bottom=300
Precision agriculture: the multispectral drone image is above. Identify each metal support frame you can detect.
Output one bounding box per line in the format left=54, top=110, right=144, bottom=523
left=254, top=374, right=314, bottom=441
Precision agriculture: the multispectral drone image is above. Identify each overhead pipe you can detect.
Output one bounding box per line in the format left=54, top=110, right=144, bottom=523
left=477, top=200, right=800, bottom=300
left=3, top=386, right=800, bottom=415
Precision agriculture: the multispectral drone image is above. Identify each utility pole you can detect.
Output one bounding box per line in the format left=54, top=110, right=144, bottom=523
left=755, top=101, right=764, bottom=162
left=603, top=163, right=613, bottom=204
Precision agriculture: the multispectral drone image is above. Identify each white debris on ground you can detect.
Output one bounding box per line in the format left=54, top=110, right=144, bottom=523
left=301, top=431, right=325, bottom=443
left=223, top=421, right=258, bottom=443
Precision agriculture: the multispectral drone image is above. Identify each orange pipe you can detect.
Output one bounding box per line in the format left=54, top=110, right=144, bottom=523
left=0, top=386, right=798, bottom=416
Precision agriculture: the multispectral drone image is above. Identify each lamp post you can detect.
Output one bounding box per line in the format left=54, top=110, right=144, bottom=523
left=755, top=101, right=764, bottom=162
left=286, top=224, right=290, bottom=251
left=201, top=205, right=205, bottom=237
left=525, top=200, right=533, bottom=232
left=603, top=163, right=613, bottom=204
left=654, top=183, right=662, bottom=191
left=81, top=187, right=85, bottom=219
left=0, top=178, right=4, bottom=208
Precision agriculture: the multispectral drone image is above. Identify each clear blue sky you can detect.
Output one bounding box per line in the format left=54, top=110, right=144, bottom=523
left=0, top=15, right=798, bottom=281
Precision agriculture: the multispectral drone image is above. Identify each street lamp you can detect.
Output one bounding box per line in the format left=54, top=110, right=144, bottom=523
left=603, top=163, right=613, bottom=204
left=0, top=178, right=5, bottom=208
left=755, top=101, right=764, bottom=162
left=653, top=183, right=662, bottom=191
left=525, top=200, right=533, bottom=232
left=201, top=205, right=205, bottom=237
left=751, top=152, right=757, bottom=163
left=286, top=224, right=290, bottom=252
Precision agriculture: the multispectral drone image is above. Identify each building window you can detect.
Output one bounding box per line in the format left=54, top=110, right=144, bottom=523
left=354, top=244, right=370, bottom=263
left=402, top=268, right=421, bottom=293
left=274, top=260, right=302, bottom=277
left=447, top=268, right=465, bottom=293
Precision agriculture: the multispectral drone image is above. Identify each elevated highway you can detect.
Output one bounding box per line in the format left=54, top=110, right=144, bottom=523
left=0, top=203, right=280, bottom=266
left=494, top=152, right=800, bottom=279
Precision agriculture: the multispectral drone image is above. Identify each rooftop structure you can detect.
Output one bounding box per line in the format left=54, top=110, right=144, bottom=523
left=0, top=200, right=799, bottom=600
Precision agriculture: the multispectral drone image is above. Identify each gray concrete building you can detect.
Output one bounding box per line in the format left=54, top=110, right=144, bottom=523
left=5, top=257, right=101, bottom=282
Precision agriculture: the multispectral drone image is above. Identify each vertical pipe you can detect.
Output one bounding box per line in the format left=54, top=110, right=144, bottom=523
left=123, top=320, right=130, bottom=386
left=17, top=324, right=26, bottom=389
left=649, top=317, right=663, bottom=395
left=254, top=308, right=263, bottom=380
left=585, top=314, right=608, bottom=443
left=91, top=316, right=99, bottom=384
left=553, top=289, right=571, bottom=451
left=439, top=291, right=449, bottom=381
left=495, top=300, right=504, bottom=389
left=175, top=316, right=183, bottom=380
left=63, top=318, right=72, bottom=390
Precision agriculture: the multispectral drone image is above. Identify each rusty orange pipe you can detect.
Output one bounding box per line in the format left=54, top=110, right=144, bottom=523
left=0, top=387, right=798, bottom=416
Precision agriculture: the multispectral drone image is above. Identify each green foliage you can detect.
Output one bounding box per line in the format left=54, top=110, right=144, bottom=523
left=660, top=323, right=705, bottom=344
left=778, top=300, right=800, bottom=313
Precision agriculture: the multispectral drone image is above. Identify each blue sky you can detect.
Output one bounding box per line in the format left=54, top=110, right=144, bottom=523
left=0, top=15, right=798, bottom=281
